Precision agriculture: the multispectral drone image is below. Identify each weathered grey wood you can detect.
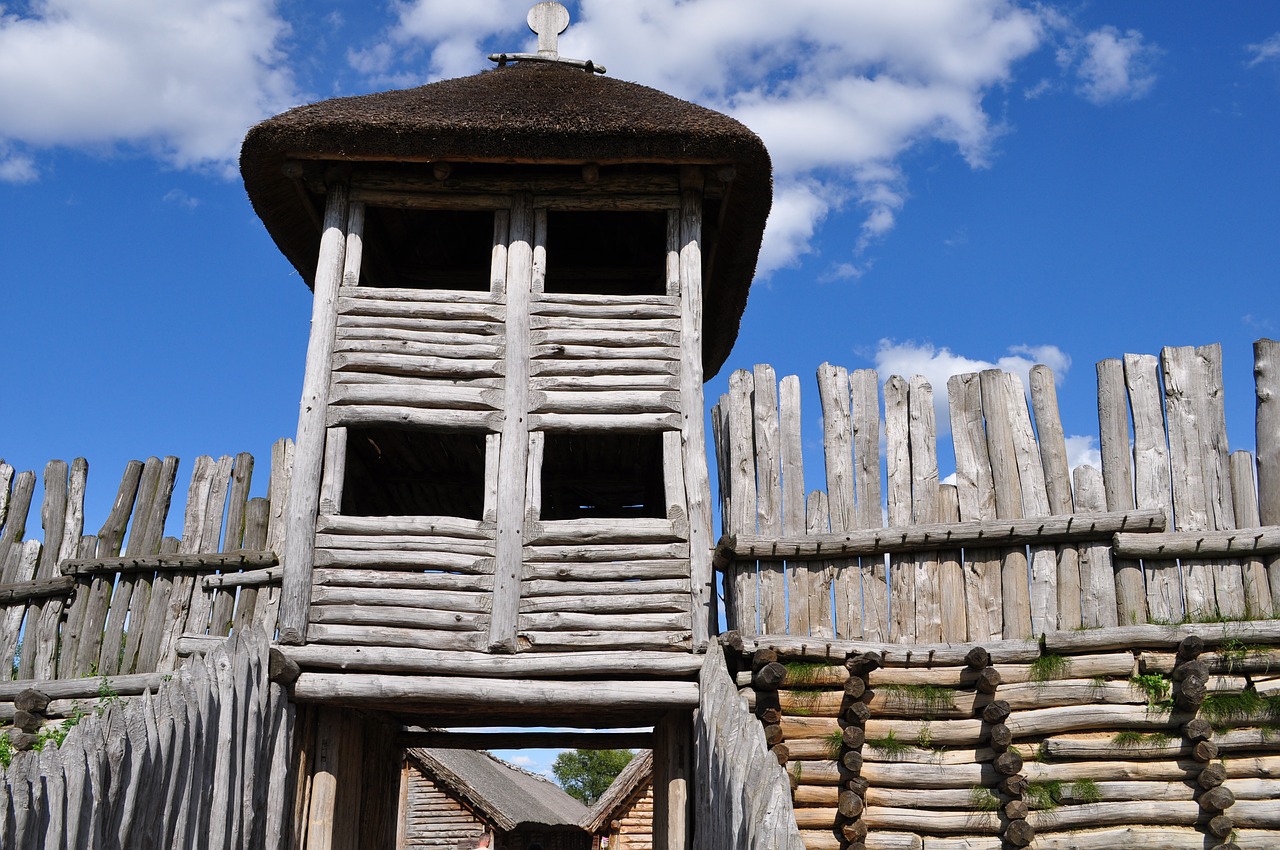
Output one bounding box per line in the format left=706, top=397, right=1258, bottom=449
left=280, top=179, right=349, bottom=645
left=22, top=459, right=69, bottom=679
left=850, top=368, right=888, bottom=641
left=313, top=548, right=493, bottom=572
left=1126, top=352, right=1179, bottom=621
left=1073, top=465, right=1120, bottom=628
left=314, top=568, right=491, bottom=591
left=1005, top=370, right=1058, bottom=637
left=488, top=191, right=531, bottom=652
left=1045, top=619, right=1280, bottom=651
left=312, top=603, right=487, bottom=631
left=948, top=373, right=1001, bottom=641
left=0, top=469, right=35, bottom=582
left=62, top=549, right=279, bottom=575
left=884, top=375, right=914, bottom=643
left=1197, top=344, right=1247, bottom=618
left=528, top=411, right=680, bottom=431
left=279, top=644, right=702, bottom=677
left=1231, top=450, right=1275, bottom=616
left=727, top=368, right=758, bottom=633
left=0, top=540, right=40, bottom=678
left=292, top=673, right=699, bottom=708
left=753, top=364, right=786, bottom=634
left=1095, top=360, right=1144, bottom=624
left=316, top=513, right=492, bottom=538
left=775, top=375, right=809, bottom=635
left=910, top=376, right=942, bottom=642
left=804, top=492, right=835, bottom=637
left=231, top=500, right=271, bottom=635
left=1114, top=525, right=1280, bottom=557
left=329, top=378, right=501, bottom=410
left=317, top=428, right=346, bottom=517
left=0, top=574, right=75, bottom=603
left=1030, top=364, right=1081, bottom=631
left=523, top=559, right=690, bottom=581
left=0, top=462, right=11, bottom=534
left=722, top=508, right=1163, bottom=558
left=937, top=485, right=967, bottom=643
left=818, top=363, right=861, bottom=641
left=1256, top=340, right=1280, bottom=610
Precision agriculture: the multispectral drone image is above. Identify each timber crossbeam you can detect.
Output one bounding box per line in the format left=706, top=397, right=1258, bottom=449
left=60, top=549, right=278, bottom=576
left=1114, top=524, right=1280, bottom=558
left=0, top=576, right=75, bottom=604
left=716, top=508, right=1166, bottom=564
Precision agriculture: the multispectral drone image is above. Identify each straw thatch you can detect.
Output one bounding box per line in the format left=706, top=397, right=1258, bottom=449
left=241, top=60, right=771, bottom=377
left=582, top=749, right=653, bottom=834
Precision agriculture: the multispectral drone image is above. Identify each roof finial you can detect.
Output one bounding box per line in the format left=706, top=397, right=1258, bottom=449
left=489, top=2, right=606, bottom=74
left=529, top=2, right=570, bottom=58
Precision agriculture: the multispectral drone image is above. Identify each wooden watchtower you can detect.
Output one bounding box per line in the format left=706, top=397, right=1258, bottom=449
left=240, top=4, right=770, bottom=731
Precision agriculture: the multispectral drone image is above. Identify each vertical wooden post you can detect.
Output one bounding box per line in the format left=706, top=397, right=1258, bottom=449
left=306, top=707, right=343, bottom=850
left=679, top=167, right=714, bottom=648
left=490, top=192, right=533, bottom=652
left=1255, top=339, right=1280, bottom=609
left=653, top=711, right=691, bottom=850
left=279, top=176, right=349, bottom=645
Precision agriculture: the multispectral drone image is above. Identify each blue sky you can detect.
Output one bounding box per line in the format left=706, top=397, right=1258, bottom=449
left=2, top=0, right=1279, bottom=777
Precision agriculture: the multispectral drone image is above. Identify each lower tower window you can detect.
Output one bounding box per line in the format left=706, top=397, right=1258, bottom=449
left=341, top=426, right=487, bottom=519
left=539, top=432, right=664, bottom=520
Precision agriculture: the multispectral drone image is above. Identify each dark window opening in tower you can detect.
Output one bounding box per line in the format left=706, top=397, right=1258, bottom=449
left=361, top=207, right=495, bottom=291
left=540, top=431, right=665, bottom=520
left=341, top=426, right=487, bottom=518
left=543, top=210, right=667, bottom=296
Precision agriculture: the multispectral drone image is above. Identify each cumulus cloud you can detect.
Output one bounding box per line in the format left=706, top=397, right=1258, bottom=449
left=0, top=0, right=299, bottom=177
left=372, top=0, right=1048, bottom=274
left=1064, top=434, right=1101, bottom=472
left=873, top=339, right=1071, bottom=433
left=1063, top=25, right=1159, bottom=104
left=1246, top=33, right=1280, bottom=67
left=0, top=144, right=37, bottom=183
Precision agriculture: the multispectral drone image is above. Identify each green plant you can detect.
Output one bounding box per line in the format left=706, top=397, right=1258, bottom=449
left=1129, top=673, right=1172, bottom=707
left=32, top=710, right=84, bottom=752
left=1199, top=690, right=1280, bottom=730
left=782, top=661, right=830, bottom=686
left=1030, top=654, right=1070, bottom=683
left=916, top=722, right=934, bottom=750
left=1112, top=730, right=1173, bottom=748
left=968, top=785, right=1000, bottom=811
left=823, top=730, right=844, bottom=760
left=867, top=730, right=908, bottom=757
left=96, top=677, right=124, bottom=716
left=880, top=684, right=954, bottom=718
left=1024, top=780, right=1064, bottom=810
left=786, top=687, right=824, bottom=717
left=0, top=733, right=13, bottom=768
left=1068, top=778, right=1101, bottom=804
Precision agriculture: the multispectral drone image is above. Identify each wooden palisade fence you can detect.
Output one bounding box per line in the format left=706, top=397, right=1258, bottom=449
left=714, top=340, right=1280, bottom=642
left=0, top=439, right=293, bottom=721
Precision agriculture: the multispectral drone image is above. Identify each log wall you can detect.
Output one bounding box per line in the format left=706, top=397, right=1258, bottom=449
left=0, top=628, right=294, bottom=849
left=714, top=340, right=1280, bottom=642
left=731, top=625, right=1280, bottom=850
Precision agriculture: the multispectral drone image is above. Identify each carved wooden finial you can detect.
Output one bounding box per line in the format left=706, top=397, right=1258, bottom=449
left=528, top=2, right=570, bottom=58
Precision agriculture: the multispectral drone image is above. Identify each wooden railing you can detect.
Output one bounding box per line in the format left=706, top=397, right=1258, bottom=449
left=0, top=440, right=293, bottom=689
left=712, top=340, right=1280, bottom=642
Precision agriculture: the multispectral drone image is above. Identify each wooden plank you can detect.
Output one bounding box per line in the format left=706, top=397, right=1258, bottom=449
left=0, top=470, right=35, bottom=582
left=805, top=493, right=834, bottom=637
left=936, top=485, right=966, bottom=643
left=280, top=645, right=703, bottom=677
left=853, top=369, right=887, bottom=639
left=131, top=456, right=199, bottom=674
left=727, top=368, right=758, bottom=633
left=1162, top=345, right=1217, bottom=618
left=1126, top=352, right=1179, bottom=621
left=723, top=509, right=1163, bottom=558
left=1256, top=340, right=1280, bottom=609
left=1074, top=465, right=1120, bottom=628
left=318, top=428, right=347, bottom=516
left=1097, top=358, right=1145, bottom=624
left=753, top=364, right=785, bottom=634
left=780, top=375, right=808, bottom=636
left=63, top=549, right=279, bottom=575
left=0, top=540, right=40, bottom=678
left=663, top=429, right=688, bottom=526
left=280, top=179, right=349, bottom=645
left=292, top=673, right=700, bottom=709
left=1030, top=364, right=1081, bottom=631
left=0, top=574, right=76, bottom=603
left=884, top=375, right=914, bottom=643
left=947, top=373, right=1001, bottom=641
left=818, top=363, right=860, bottom=640
left=22, top=459, right=68, bottom=679
left=1200, top=343, right=1247, bottom=618
left=401, top=731, right=654, bottom=750
left=979, top=370, right=1031, bottom=638
left=489, top=191, right=532, bottom=652
left=909, top=376, right=941, bottom=643
left=1231, top=450, right=1274, bottom=616
left=231, top=499, right=272, bottom=635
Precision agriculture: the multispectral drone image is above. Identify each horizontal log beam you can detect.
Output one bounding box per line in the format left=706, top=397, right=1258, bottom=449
left=60, top=549, right=277, bottom=576
left=738, top=635, right=1042, bottom=666
left=0, top=575, right=75, bottom=603
left=717, top=509, right=1165, bottom=562
left=291, top=674, right=699, bottom=709
left=1114, top=524, right=1280, bottom=558
left=1044, top=620, right=1280, bottom=652
left=203, top=566, right=282, bottom=589
left=399, top=731, right=653, bottom=750
left=0, top=671, right=170, bottom=701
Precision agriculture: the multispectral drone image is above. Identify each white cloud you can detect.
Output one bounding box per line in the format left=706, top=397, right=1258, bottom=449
left=0, top=0, right=299, bottom=176
left=162, top=188, right=200, bottom=209
left=1071, top=26, right=1159, bottom=104
left=1246, top=33, right=1280, bottom=67
left=0, top=144, right=37, bottom=183
left=373, top=0, right=1048, bottom=273
left=1064, top=434, right=1101, bottom=472
left=873, top=339, right=1071, bottom=433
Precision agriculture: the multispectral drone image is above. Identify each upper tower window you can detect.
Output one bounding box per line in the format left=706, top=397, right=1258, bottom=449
left=542, top=210, right=667, bottom=296
left=360, top=207, right=495, bottom=291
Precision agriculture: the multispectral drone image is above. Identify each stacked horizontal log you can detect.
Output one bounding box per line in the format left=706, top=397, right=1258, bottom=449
left=715, top=341, right=1280, bottom=645
left=0, top=443, right=290, bottom=711
left=734, top=627, right=1280, bottom=850
left=0, top=628, right=293, bottom=849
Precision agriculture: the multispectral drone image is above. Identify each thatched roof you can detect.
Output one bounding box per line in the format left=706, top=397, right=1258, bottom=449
left=407, top=747, right=589, bottom=833
left=240, top=60, right=771, bottom=377
left=582, top=749, right=652, bottom=833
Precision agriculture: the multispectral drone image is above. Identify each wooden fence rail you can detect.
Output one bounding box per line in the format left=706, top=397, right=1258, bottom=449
left=0, top=439, right=293, bottom=686
left=713, top=339, right=1280, bottom=642
left=0, top=628, right=294, bottom=850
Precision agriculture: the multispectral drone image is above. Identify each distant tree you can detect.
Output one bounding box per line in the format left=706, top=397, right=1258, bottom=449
left=551, top=749, right=634, bottom=806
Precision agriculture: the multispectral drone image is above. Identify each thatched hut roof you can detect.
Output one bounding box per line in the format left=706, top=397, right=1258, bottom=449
left=407, top=747, right=589, bottom=833
left=240, top=60, right=771, bottom=377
